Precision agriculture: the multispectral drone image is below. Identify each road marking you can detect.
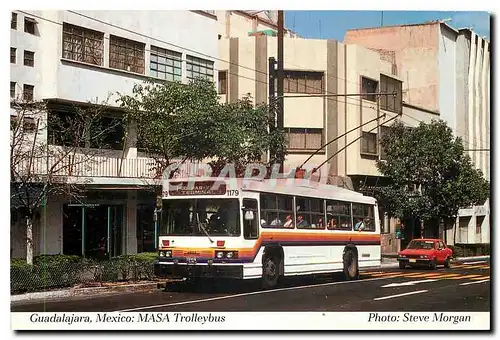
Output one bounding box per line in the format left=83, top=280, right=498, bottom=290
left=373, top=290, right=428, bottom=301
left=402, top=273, right=444, bottom=278
left=115, top=276, right=391, bottom=312
left=458, top=265, right=489, bottom=269
left=459, top=279, right=490, bottom=286
left=381, top=279, right=439, bottom=288
left=470, top=276, right=490, bottom=280
left=448, top=275, right=483, bottom=280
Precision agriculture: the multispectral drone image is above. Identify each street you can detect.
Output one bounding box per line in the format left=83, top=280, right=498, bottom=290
left=11, top=261, right=490, bottom=313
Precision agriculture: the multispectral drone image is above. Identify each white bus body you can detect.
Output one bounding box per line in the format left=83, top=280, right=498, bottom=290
left=154, top=177, right=381, bottom=288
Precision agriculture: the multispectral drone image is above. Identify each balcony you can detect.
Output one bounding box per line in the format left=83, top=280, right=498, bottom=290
left=11, top=155, right=206, bottom=184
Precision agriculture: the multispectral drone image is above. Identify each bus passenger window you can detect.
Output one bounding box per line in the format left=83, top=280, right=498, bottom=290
left=352, top=203, right=375, bottom=232
left=326, top=200, right=352, bottom=231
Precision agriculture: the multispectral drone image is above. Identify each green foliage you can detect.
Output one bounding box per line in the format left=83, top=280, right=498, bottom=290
left=117, top=78, right=287, bottom=175
left=11, top=253, right=159, bottom=293
left=375, top=120, right=490, bottom=222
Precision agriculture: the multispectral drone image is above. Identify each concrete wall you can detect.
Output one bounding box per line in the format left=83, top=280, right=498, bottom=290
left=345, top=24, right=440, bottom=112
left=438, top=25, right=457, bottom=132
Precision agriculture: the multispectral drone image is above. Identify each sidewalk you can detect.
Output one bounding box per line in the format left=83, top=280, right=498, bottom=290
left=11, top=280, right=163, bottom=304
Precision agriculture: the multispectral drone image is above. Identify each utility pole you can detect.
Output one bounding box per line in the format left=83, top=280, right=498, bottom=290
left=268, top=57, right=277, bottom=162
left=277, top=10, right=285, bottom=170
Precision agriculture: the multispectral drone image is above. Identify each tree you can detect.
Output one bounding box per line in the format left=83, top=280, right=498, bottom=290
left=10, top=97, right=116, bottom=264
left=117, top=78, right=287, bottom=179
left=375, top=120, right=490, bottom=237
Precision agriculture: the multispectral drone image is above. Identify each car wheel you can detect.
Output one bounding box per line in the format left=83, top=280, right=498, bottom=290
left=399, top=262, right=406, bottom=269
left=429, top=258, right=437, bottom=270
left=444, top=257, right=451, bottom=268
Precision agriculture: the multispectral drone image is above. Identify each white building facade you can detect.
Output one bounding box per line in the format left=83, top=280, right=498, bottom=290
left=10, top=10, right=219, bottom=259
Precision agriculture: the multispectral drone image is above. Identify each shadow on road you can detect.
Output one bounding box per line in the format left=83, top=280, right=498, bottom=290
left=162, top=272, right=350, bottom=294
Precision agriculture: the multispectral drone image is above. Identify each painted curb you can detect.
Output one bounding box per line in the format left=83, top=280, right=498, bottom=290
left=11, top=282, right=160, bottom=304
left=455, top=255, right=490, bottom=262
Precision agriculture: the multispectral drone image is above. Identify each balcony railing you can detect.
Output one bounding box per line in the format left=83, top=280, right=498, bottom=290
left=11, top=155, right=205, bottom=181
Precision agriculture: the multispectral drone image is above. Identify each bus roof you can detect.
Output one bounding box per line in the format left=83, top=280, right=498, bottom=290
left=165, top=177, right=377, bottom=205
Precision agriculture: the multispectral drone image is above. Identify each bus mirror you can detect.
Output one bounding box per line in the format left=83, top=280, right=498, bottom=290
left=244, top=211, right=254, bottom=220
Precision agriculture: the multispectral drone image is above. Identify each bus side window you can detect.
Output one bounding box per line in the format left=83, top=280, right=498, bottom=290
left=243, top=198, right=259, bottom=239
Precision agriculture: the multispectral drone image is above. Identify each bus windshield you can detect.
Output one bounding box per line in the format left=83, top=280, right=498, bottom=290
left=160, top=198, right=241, bottom=237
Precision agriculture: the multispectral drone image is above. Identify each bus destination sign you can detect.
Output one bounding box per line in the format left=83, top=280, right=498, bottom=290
left=167, top=181, right=227, bottom=196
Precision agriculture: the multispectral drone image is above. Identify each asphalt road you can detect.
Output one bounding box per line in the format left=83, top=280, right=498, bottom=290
left=11, top=261, right=490, bottom=312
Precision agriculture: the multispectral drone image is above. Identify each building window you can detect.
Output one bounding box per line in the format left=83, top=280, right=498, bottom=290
left=10, top=82, right=16, bottom=98
left=149, top=46, right=182, bottom=81
left=186, top=55, right=214, bottom=81
left=11, top=48, right=16, bottom=63
left=284, top=70, right=323, bottom=94
left=218, top=70, right=227, bottom=94
left=62, top=23, right=104, bottom=66
left=476, top=216, right=484, bottom=234
left=10, top=115, right=18, bottom=131
left=361, top=131, right=377, bottom=155
left=23, top=117, right=37, bottom=132
left=361, top=77, right=378, bottom=102
left=109, top=35, right=145, bottom=74
left=379, top=125, right=390, bottom=160
left=24, top=50, right=34, bottom=67
left=11, top=13, right=17, bottom=30
left=380, top=74, right=402, bottom=113
left=286, top=128, right=323, bottom=151
left=23, top=84, right=34, bottom=102
left=24, top=17, right=36, bottom=35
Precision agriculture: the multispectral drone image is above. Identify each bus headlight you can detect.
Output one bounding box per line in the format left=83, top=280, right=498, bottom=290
left=214, top=251, right=238, bottom=259
left=159, top=250, right=172, bottom=258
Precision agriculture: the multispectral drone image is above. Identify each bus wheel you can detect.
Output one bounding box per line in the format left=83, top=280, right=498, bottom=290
left=343, top=249, right=359, bottom=280
left=262, top=256, right=279, bottom=289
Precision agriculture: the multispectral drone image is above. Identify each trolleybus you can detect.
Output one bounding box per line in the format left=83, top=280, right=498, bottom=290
left=154, top=176, right=381, bottom=289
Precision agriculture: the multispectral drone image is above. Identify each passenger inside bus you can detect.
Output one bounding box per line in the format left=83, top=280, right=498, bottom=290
left=283, top=215, right=294, bottom=228
left=270, top=216, right=283, bottom=226
left=354, top=218, right=365, bottom=231
left=296, top=215, right=309, bottom=227
left=327, top=217, right=337, bottom=230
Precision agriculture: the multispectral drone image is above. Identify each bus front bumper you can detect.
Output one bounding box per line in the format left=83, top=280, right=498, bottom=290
left=154, top=262, right=244, bottom=279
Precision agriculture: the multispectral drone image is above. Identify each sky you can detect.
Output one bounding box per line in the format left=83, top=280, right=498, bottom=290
left=284, top=11, right=491, bottom=41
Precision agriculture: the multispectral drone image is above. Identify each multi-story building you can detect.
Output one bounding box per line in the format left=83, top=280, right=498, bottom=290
left=345, top=21, right=491, bottom=248
left=218, top=34, right=440, bottom=253
left=10, top=10, right=219, bottom=259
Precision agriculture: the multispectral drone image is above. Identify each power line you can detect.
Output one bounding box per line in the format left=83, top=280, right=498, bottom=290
left=16, top=10, right=382, bottom=114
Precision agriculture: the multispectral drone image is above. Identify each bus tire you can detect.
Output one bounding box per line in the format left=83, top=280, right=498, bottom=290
left=262, top=255, right=280, bottom=289
left=343, top=248, right=359, bottom=281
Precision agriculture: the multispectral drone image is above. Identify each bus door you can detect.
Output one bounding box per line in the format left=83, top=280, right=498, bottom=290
left=242, top=198, right=259, bottom=240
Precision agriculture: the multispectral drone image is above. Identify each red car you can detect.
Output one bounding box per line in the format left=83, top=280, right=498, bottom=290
left=397, top=238, right=453, bottom=269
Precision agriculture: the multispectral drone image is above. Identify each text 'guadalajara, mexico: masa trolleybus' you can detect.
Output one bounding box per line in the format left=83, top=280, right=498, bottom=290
left=153, top=176, right=381, bottom=289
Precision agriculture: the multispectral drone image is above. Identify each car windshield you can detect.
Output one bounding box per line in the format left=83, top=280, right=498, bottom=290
left=160, top=198, right=241, bottom=237
left=407, top=240, right=435, bottom=250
